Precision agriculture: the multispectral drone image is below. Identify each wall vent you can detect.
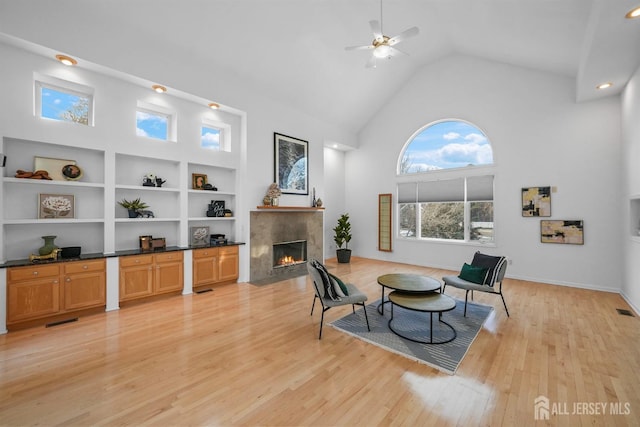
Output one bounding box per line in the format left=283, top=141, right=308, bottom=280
left=616, top=308, right=635, bottom=317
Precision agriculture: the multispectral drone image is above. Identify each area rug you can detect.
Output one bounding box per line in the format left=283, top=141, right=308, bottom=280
left=330, top=298, right=493, bottom=374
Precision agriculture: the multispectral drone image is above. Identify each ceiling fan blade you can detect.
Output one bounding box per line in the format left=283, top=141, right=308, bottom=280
left=345, top=44, right=374, bottom=51
left=388, top=26, right=419, bottom=46
left=369, top=20, right=384, bottom=43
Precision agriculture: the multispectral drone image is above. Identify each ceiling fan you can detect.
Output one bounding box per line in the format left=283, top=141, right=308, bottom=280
left=345, top=0, right=419, bottom=68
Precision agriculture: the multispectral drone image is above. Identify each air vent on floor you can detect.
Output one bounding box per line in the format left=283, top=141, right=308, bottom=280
left=195, top=288, right=213, bottom=294
left=616, top=308, right=635, bottom=317
left=46, top=318, right=78, bottom=327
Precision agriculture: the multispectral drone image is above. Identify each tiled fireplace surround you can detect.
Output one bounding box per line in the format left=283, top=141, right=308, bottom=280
left=249, top=210, right=323, bottom=283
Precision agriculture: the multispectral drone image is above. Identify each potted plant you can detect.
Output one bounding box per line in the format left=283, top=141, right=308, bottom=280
left=333, top=213, right=352, bottom=263
left=118, top=198, right=149, bottom=218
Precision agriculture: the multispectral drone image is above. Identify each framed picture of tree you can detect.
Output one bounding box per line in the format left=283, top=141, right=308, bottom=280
left=274, top=132, right=308, bottom=195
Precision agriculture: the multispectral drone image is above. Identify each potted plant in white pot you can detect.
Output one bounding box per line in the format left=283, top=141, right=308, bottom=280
left=333, top=213, right=352, bottom=263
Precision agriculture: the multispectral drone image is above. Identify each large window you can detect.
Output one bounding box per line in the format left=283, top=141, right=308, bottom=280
left=398, top=119, right=495, bottom=243
left=398, top=176, right=494, bottom=243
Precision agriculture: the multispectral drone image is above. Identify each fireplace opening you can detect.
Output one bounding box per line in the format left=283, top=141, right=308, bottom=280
left=273, top=240, right=307, bottom=268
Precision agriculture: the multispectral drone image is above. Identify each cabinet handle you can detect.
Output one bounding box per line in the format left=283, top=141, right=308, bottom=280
left=65, top=277, right=71, bottom=282
left=52, top=280, right=58, bottom=284
left=82, top=265, right=88, bottom=270
left=33, top=271, right=39, bottom=276
left=135, top=260, right=140, bottom=263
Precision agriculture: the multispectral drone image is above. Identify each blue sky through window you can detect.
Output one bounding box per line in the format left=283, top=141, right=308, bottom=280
left=136, top=110, right=168, bottom=140
left=201, top=126, right=221, bottom=150
left=41, top=87, right=86, bottom=122
left=401, top=121, right=493, bottom=173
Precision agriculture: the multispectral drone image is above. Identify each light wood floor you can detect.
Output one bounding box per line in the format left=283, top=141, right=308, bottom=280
left=1, top=257, right=639, bottom=426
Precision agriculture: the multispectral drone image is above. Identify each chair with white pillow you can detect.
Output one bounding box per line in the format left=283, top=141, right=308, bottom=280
left=308, top=260, right=370, bottom=339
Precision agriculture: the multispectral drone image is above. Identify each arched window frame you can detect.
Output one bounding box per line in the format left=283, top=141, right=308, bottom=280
left=396, top=119, right=496, bottom=245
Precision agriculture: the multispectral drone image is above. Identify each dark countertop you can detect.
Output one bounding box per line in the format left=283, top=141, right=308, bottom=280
left=0, top=242, right=245, bottom=268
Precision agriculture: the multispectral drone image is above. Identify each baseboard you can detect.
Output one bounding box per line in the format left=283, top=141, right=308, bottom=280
left=620, top=291, right=640, bottom=316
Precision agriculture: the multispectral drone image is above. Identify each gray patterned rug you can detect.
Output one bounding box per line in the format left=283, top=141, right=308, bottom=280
left=330, top=298, right=492, bottom=374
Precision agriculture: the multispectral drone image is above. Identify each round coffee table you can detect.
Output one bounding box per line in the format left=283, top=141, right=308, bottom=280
left=388, top=291, right=457, bottom=344
left=377, top=273, right=441, bottom=314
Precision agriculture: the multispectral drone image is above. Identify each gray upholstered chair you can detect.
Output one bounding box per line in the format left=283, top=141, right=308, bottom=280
left=307, top=261, right=370, bottom=339
left=442, top=252, right=509, bottom=317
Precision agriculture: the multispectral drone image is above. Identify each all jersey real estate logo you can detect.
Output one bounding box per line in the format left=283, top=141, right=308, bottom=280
left=534, top=395, right=631, bottom=420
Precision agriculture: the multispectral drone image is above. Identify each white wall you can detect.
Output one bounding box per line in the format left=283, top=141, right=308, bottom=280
left=348, top=55, right=623, bottom=291
left=622, top=64, right=640, bottom=313
left=323, top=146, right=346, bottom=259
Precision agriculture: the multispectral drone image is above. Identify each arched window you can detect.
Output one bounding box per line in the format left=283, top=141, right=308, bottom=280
left=398, top=120, right=495, bottom=243
left=399, top=120, right=493, bottom=174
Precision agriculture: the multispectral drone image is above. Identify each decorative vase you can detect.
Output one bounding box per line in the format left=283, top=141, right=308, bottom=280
left=271, top=197, right=279, bottom=206
left=316, top=198, right=323, bottom=207
left=263, top=196, right=271, bottom=206
left=128, top=209, right=138, bottom=218
left=39, top=235, right=58, bottom=256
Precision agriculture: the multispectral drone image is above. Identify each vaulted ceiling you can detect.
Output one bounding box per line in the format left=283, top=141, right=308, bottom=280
left=1, top=0, right=639, bottom=134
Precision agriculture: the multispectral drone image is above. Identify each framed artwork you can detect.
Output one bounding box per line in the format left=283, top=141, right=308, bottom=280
left=34, top=156, right=77, bottom=181
left=39, top=193, right=75, bottom=219
left=190, top=226, right=210, bottom=246
left=540, top=220, right=584, bottom=245
left=192, top=173, right=207, bottom=190
left=274, top=132, right=308, bottom=195
left=522, top=186, right=551, bottom=217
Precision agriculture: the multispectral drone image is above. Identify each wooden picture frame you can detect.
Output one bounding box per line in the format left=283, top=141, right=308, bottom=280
left=522, top=186, right=551, bottom=217
left=274, top=132, right=308, bottom=195
left=541, top=220, right=584, bottom=245
left=192, top=173, right=207, bottom=190
left=39, top=193, right=75, bottom=219
left=378, top=193, right=392, bottom=252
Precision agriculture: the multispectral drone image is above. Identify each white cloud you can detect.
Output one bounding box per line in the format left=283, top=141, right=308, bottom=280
left=464, top=133, right=487, bottom=144
left=202, top=132, right=219, bottom=144
left=53, top=99, right=62, bottom=105
left=443, top=132, right=460, bottom=140
left=136, top=127, right=148, bottom=137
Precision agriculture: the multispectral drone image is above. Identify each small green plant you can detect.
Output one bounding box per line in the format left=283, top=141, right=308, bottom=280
left=333, top=213, right=352, bottom=250
left=118, top=198, right=149, bottom=210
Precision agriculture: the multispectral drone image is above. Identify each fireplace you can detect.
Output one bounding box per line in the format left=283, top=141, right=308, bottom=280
left=273, top=240, right=307, bottom=268
left=250, top=210, right=323, bottom=283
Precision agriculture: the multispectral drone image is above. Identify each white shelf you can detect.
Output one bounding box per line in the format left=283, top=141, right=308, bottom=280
left=3, top=177, right=104, bottom=188
left=188, top=217, right=235, bottom=221
left=115, top=218, right=181, bottom=223
left=3, top=218, right=105, bottom=225
left=116, top=184, right=180, bottom=193
left=188, top=189, right=235, bottom=196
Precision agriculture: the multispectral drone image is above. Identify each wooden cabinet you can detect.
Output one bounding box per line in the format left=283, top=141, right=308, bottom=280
left=192, top=246, right=239, bottom=288
left=7, top=259, right=106, bottom=328
left=119, top=252, right=183, bottom=302
left=63, top=259, right=106, bottom=311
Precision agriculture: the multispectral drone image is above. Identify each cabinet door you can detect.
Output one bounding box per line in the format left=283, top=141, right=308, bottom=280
left=219, top=246, right=239, bottom=282
left=63, top=271, right=106, bottom=311
left=120, top=264, right=153, bottom=301
left=193, top=248, right=219, bottom=286
left=154, top=261, right=183, bottom=294
left=7, top=277, right=61, bottom=323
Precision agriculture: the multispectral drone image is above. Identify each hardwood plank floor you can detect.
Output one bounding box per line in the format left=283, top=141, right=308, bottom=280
left=1, top=257, right=639, bottom=426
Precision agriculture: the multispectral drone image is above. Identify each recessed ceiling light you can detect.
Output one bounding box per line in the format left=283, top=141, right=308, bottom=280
left=55, top=54, right=77, bottom=66
left=625, top=6, right=640, bottom=19
left=152, top=84, right=167, bottom=93
left=208, top=102, right=220, bottom=110
left=596, top=82, right=613, bottom=90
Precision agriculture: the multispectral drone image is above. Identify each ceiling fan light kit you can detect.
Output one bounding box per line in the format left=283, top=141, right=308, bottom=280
left=346, top=0, right=419, bottom=67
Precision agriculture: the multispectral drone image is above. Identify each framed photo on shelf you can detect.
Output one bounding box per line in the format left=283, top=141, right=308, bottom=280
left=540, top=220, right=584, bottom=245
left=274, top=132, right=308, bottom=195
left=38, top=193, right=75, bottom=219
left=522, top=186, right=551, bottom=217
left=190, top=226, right=210, bottom=246
left=192, top=173, right=207, bottom=190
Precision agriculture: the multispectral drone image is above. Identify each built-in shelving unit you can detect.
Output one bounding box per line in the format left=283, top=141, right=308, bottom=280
left=1, top=137, right=239, bottom=262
